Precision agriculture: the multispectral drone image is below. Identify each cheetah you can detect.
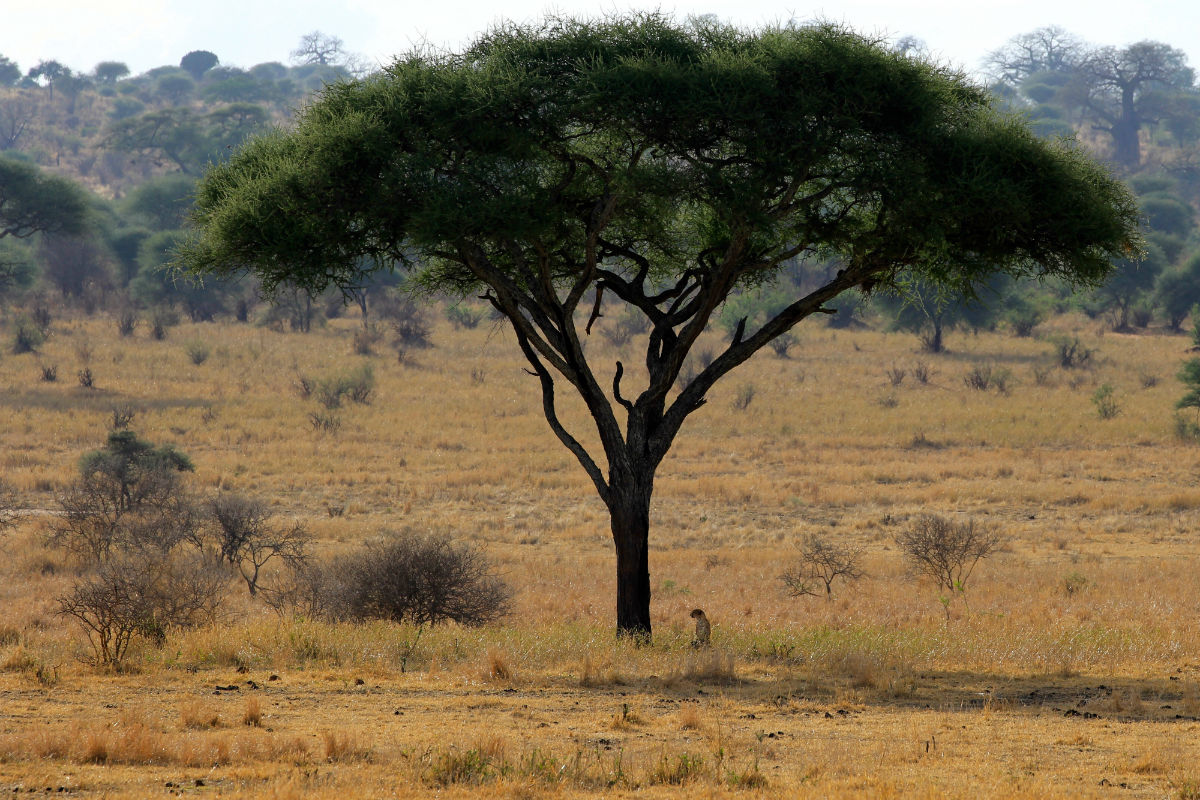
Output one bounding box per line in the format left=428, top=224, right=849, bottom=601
left=690, top=608, right=711, bottom=648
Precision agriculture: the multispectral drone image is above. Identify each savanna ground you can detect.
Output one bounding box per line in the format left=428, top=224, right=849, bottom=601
left=3, top=303, right=1200, bottom=798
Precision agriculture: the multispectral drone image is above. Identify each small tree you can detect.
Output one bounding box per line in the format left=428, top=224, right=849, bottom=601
left=180, top=50, right=219, bottom=81
left=93, top=61, right=130, bottom=85
left=207, top=492, right=310, bottom=596
left=897, top=515, right=1002, bottom=618
left=0, top=156, right=90, bottom=242
left=780, top=534, right=864, bottom=599
left=52, top=431, right=197, bottom=563
left=290, top=31, right=346, bottom=66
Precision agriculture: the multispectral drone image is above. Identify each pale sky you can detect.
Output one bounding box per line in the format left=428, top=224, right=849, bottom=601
left=4, top=0, right=1200, bottom=81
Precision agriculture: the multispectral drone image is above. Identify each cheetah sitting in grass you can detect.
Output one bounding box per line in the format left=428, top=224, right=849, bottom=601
left=690, top=608, right=711, bottom=648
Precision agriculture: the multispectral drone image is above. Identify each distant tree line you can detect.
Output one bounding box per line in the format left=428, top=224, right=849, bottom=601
left=1, top=26, right=1199, bottom=343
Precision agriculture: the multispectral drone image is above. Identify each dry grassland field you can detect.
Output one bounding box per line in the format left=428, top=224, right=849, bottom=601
left=3, top=305, right=1200, bottom=799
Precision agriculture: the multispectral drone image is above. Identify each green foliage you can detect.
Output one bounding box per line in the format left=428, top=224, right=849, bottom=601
left=1091, top=383, right=1120, bottom=419
left=1089, top=242, right=1166, bottom=330
left=182, top=16, right=1139, bottom=299
left=1140, top=193, right=1195, bottom=238
left=155, top=73, right=194, bottom=104
left=122, top=174, right=197, bottom=230
left=0, top=55, right=21, bottom=87
left=0, top=238, right=37, bottom=296
left=1176, top=358, right=1200, bottom=411
left=131, top=230, right=229, bottom=320
left=0, top=155, right=90, bottom=241
left=79, top=430, right=194, bottom=513
left=1155, top=254, right=1200, bottom=331
left=93, top=61, right=129, bottom=84
left=179, top=50, right=219, bottom=81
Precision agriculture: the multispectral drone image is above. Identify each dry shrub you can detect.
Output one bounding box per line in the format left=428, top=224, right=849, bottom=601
left=610, top=703, right=646, bottom=730
left=485, top=648, right=511, bottom=681
left=179, top=699, right=222, bottom=729
left=1097, top=688, right=1144, bottom=715
left=58, top=550, right=227, bottom=666
left=323, top=730, right=371, bottom=763
left=648, top=751, right=706, bottom=785
left=842, top=651, right=882, bottom=689
left=243, top=696, right=263, bottom=727
left=309, top=531, right=511, bottom=626
left=897, top=514, right=1002, bottom=615
left=678, top=704, right=704, bottom=730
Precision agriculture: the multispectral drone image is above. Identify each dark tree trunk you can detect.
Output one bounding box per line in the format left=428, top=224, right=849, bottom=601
left=1112, top=117, right=1141, bottom=167
left=609, top=471, right=653, bottom=639
left=1113, top=88, right=1141, bottom=167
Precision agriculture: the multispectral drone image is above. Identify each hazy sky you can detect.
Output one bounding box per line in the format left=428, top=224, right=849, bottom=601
left=4, top=0, right=1200, bottom=80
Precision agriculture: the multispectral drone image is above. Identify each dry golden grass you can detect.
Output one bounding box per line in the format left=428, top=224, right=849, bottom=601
left=2, top=307, right=1200, bottom=797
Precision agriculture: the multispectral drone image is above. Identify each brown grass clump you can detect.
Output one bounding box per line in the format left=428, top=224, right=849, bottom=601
left=484, top=647, right=512, bottom=681
left=322, top=730, right=371, bottom=763
left=243, top=696, right=263, bottom=727
left=678, top=703, right=704, bottom=731
left=180, top=699, right=223, bottom=729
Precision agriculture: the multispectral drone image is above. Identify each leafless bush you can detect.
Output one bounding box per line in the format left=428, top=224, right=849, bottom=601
left=54, top=475, right=200, bottom=563
left=769, top=333, right=797, bottom=358
left=309, top=532, right=511, bottom=626
left=352, top=324, right=382, bottom=355
left=897, top=515, right=1002, bottom=617
left=207, top=492, right=311, bottom=596
left=912, top=361, right=932, bottom=384
left=885, top=365, right=906, bottom=387
left=675, top=358, right=700, bottom=391
left=50, top=431, right=197, bottom=564
left=77, top=368, right=95, bottom=389
left=1054, top=337, right=1094, bottom=369
left=109, top=405, right=136, bottom=430
left=116, top=310, right=137, bottom=337
left=58, top=550, right=226, bottom=666
left=732, top=383, right=756, bottom=411
left=308, top=411, right=341, bottom=434
left=294, top=372, right=314, bottom=399
left=388, top=300, right=433, bottom=349
left=780, top=534, right=864, bottom=599
left=446, top=302, right=487, bottom=330
left=599, top=311, right=648, bottom=348
left=39, top=363, right=57, bottom=382
left=963, top=363, right=1011, bottom=393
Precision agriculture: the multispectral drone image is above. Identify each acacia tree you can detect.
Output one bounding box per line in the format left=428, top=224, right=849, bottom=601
left=0, top=155, right=90, bottom=241
left=181, top=16, right=1140, bottom=638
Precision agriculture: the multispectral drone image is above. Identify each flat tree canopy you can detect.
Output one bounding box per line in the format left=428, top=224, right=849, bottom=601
left=0, top=155, right=90, bottom=241
left=180, top=15, right=1140, bottom=638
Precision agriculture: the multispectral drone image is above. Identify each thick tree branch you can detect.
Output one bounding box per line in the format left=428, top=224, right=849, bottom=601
left=612, top=361, right=634, bottom=413
left=501, top=298, right=611, bottom=505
